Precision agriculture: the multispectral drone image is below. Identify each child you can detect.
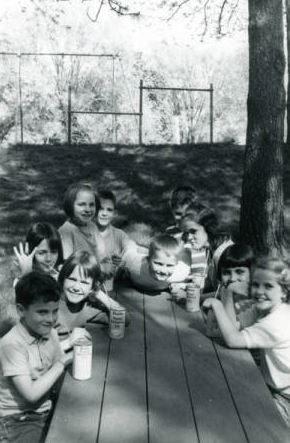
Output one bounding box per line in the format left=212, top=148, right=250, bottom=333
left=58, top=181, right=100, bottom=260
left=55, top=250, right=128, bottom=350
left=122, top=233, right=190, bottom=294
left=166, top=185, right=198, bottom=239
left=94, top=189, right=136, bottom=289
left=217, top=243, right=255, bottom=328
left=0, top=272, right=71, bottom=443
left=203, top=257, right=290, bottom=426
left=180, top=208, right=233, bottom=291
left=13, top=222, right=63, bottom=280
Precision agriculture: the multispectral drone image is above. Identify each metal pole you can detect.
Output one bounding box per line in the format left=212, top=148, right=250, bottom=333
left=112, top=55, right=116, bottom=143
left=139, top=79, right=143, bottom=145
left=68, top=85, right=71, bottom=146
left=210, top=83, right=213, bottom=144
left=14, top=55, right=19, bottom=145
left=17, top=53, right=24, bottom=145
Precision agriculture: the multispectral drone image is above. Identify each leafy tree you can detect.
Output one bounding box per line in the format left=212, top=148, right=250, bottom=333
left=240, top=0, right=286, bottom=255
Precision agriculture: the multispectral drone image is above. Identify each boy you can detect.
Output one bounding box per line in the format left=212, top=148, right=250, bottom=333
left=0, top=272, right=71, bottom=443
left=122, top=234, right=190, bottom=294
left=95, top=189, right=135, bottom=289
left=166, top=185, right=198, bottom=238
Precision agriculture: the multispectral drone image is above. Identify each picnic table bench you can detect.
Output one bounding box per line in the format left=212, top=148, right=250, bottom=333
left=45, top=285, right=289, bottom=443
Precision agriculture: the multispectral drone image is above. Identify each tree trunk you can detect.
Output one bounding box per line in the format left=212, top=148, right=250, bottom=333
left=240, top=0, right=285, bottom=256
left=286, top=0, right=290, bottom=146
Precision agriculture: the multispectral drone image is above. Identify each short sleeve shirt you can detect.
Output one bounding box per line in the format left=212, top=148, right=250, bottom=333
left=95, top=225, right=134, bottom=261
left=0, top=322, right=63, bottom=416
left=58, top=220, right=99, bottom=260
left=241, top=304, right=290, bottom=396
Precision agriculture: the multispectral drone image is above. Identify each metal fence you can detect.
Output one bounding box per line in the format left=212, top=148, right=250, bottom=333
left=0, top=52, right=214, bottom=145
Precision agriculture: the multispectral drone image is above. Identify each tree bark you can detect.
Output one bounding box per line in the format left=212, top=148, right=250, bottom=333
left=286, top=0, right=290, bottom=146
left=240, top=0, right=285, bottom=256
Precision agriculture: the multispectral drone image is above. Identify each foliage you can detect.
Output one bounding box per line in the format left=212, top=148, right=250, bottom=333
left=0, top=0, right=248, bottom=146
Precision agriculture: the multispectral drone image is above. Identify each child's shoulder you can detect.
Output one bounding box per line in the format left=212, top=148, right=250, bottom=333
left=0, top=322, right=21, bottom=342
left=272, top=302, right=290, bottom=319
left=0, top=323, right=32, bottom=353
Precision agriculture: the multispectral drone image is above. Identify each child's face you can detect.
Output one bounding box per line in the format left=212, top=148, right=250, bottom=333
left=73, top=190, right=96, bottom=225
left=172, top=204, right=189, bottom=225
left=18, top=300, right=59, bottom=338
left=63, top=265, right=93, bottom=304
left=221, top=267, right=250, bottom=287
left=149, top=250, right=177, bottom=281
left=34, top=239, right=58, bottom=273
left=181, top=220, right=208, bottom=250
left=251, top=268, right=286, bottom=313
left=97, top=198, right=115, bottom=228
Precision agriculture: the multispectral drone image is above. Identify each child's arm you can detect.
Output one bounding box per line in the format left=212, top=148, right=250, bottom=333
left=12, top=353, right=72, bottom=404
left=222, top=290, right=239, bottom=328
left=203, top=298, right=247, bottom=348
left=221, top=281, right=251, bottom=329
left=13, top=242, right=36, bottom=276
left=167, top=249, right=191, bottom=284
left=91, top=287, right=122, bottom=310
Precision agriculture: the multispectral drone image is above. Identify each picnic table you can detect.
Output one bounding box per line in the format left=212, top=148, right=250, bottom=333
left=45, top=285, right=289, bottom=443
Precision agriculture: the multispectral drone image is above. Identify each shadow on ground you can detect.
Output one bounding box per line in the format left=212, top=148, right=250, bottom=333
left=0, top=142, right=245, bottom=250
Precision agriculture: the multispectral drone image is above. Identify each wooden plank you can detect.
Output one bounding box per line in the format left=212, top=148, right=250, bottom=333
left=173, top=303, right=248, bottom=443
left=97, top=287, right=148, bottom=443
left=214, top=343, right=289, bottom=443
left=45, top=325, right=110, bottom=443
left=145, top=292, right=199, bottom=443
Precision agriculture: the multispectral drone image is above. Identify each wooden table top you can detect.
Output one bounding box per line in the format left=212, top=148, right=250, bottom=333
left=45, top=286, right=289, bottom=443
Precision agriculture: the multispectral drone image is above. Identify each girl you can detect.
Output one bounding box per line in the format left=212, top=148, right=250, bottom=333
left=203, top=257, right=290, bottom=426
left=180, top=208, right=233, bottom=291
left=55, top=250, right=128, bottom=350
left=217, top=243, right=255, bottom=328
left=58, top=181, right=114, bottom=287
left=13, top=222, right=63, bottom=280
left=58, top=181, right=100, bottom=260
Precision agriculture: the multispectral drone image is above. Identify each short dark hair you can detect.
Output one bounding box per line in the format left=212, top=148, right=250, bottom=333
left=170, top=186, right=197, bottom=210
left=26, top=222, right=63, bottom=267
left=63, top=181, right=99, bottom=219
left=195, top=208, right=219, bottom=243
left=98, top=189, right=116, bottom=208
left=181, top=208, right=231, bottom=252
left=16, top=271, right=61, bottom=308
left=217, top=244, right=254, bottom=280
left=58, top=250, right=102, bottom=291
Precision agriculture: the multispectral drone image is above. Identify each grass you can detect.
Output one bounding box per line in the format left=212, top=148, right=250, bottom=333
left=1, top=141, right=290, bottom=331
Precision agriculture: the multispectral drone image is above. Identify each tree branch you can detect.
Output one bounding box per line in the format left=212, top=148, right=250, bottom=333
left=107, top=0, right=140, bottom=16
left=201, top=0, right=210, bottom=38
left=217, top=0, right=228, bottom=35
left=227, top=0, right=239, bottom=28
left=86, top=0, right=105, bottom=22
left=166, top=0, right=191, bottom=22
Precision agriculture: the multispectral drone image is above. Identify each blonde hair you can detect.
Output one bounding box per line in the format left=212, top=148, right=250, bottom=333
left=148, top=234, right=181, bottom=260
left=253, top=256, right=290, bottom=301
